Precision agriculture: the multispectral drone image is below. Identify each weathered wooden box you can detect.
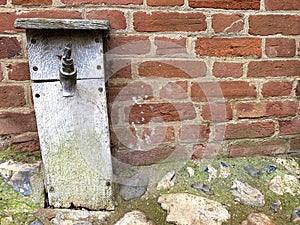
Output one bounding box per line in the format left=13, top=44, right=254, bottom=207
left=15, top=19, right=114, bottom=210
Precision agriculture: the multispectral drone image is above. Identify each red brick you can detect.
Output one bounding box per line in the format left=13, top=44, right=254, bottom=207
left=0, top=12, right=17, bottom=32
left=247, top=60, right=300, bottom=78
left=87, top=10, right=126, bottom=30
left=106, top=59, right=131, bottom=79
left=213, top=62, right=243, bottom=78
left=0, top=111, right=37, bottom=134
left=114, top=146, right=175, bottom=166
left=179, top=124, right=210, bottom=142
left=195, top=38, right=261, bottom=57
left=107, top=35, right=151, bottom=55
left=192, top=143, right=222, bottom=159
left=0, top=37, right=21, bottom=58
left=296, top=80, right=300, bottom=96
left=126, top=102, right=196, bottom=124
left=142, top=126, right=175, bottom=144
left=0, top=65, right=3, bottom=81
left=10, top=133, right=40, bottom=152
left=279, top=119, right=300, bottom=135
left=139, top=60, right=206, bottom=78
left=212, top=14, right=244, bottom=33
left=189, top=0, right=260, bottom=9
left=7, top=62, right=30, bottom=81
left=265, top=0, right=300, bottom=10
left=12, top=0, right=51, bottom=5
left=155, top=37, right=187, bottom=55
left=201, top=103, right=233, bottom=121
left=228, top=139, right=286, bottom=157
left=216, top=121, right=275, bottom=140
left=290, top=138, right=300, bottom=152
left=108, top=81, right=153, bottom=102
left=147, top=0, right=183, bottom=6
left=110, top=127, right=137, bottom=148
left=0, top=86, right=26, bottom=107
left=62, top=0, right=142, bottom=5
left=134, top=11, right=207, bottom=32
left=0, top=0, right=6, bottom=4
left=160, top=81, right=188, bottom=100
left=262, top=82, right=293, bottom=97
left=191, top=81, right=256, bottom=101
left=249, top=15, right=300, bottom=35
left=236, top=100, right=297, bottom=119
left=265, top=38, right=296, bottom=58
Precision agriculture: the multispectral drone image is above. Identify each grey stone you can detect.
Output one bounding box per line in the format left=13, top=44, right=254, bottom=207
left=291, top=207, right=300, bottom=223
left=270, top=200, right=281, bottom=212
left=205, top=164, right=218, bottom=183
left=119, top=173, right=149, bottom=201
left=186, top=167, right=195, bottom=177
left=0, top=161, right=41, bottom=196
left=114, top=211, right=154, bottom=225
left=158, top=193, right=230, bottom=225
left=157, top=170, right=177, bottom=190
left=191, top=182, right=214, bottom=195
left=241, top=213, right=275, bottom=225
left=269, top=175, right=300, bottom=196
left=231, top=179, right=265, bottom=207
left=30, top=219, right=43, bottom=225
left=219, top=162, right=231, bottom=178
left=244, top=164, right=276, bottom=177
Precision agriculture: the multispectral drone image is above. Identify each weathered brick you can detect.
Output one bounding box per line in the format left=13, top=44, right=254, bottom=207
left=155, top=37, right=187, bottom=55
left=12, top=0, right=51, bottom=5
left=213, top=62, right=243, bottom=78
left=279, top=119, right=300, bottom=135
left=160, top=81, right=188, bottom=100
left=0, top=112, right=37, bottom=135
left=107, top=35, right=151, bottom=55
left=142, top=126, right=175, bottom=143
left=262, top=81, right=293, bottom=97
left=212, top=14, right=244, bottom=33
left=0, top=86, right=26, bottom=107
left=108, top=81, right=153, bottom=102
left=290, top=138, right=300, bottom=152
left=106, top=59, right=131, bottom=79
left=296, top=80, right=300, bottom=96
left=0, top=0, right=6, bottom=4
left=201, top=103, right=233, bottom=121
left=0, top=65, right=3, bottom=81
left=87, top=10, right=126, bottom=30
left=110, top=127, right=137, bottom=148
left=139, top=60, right=206, bottom=78
left=134, top=11, right=207, bottom=32
left=249, top=15, right=300, bottom=35
left=216, top=121, right=275, bottom=140
left=126, top=102, right=196, bottom=124
left=195, top=38, right=261, bottom=57
left=228, top=139, right=286, bottom=157
left=179, top=124, right=210, bottom=142
left=10, top=133, right=40, bottom=152
left=192, top=143, right=222, bottom=159
left=62, top=0, right=142, bottom=5
left=0, top=12, right=17, bottom=32
left=189, top=0, right=260, bottom=9
left=265, top=0, right=300, bottom=10
left=147, top=0, right=183, bottom=6
left=247, top=60, right=300, bottom=78
left=114, top=146, right=175, bottom=166
left=236, top=100, right=297, bottom=118
left=0, top=37, right=21, bottom=58
left=7, top=62, right=30, bottom=81
left=265, top=38, right=296, bottom=58
left=191, top=81, right=256, bottom=101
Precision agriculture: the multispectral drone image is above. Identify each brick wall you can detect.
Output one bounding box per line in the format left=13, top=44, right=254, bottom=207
left=0, top=0, right=299, bottom=163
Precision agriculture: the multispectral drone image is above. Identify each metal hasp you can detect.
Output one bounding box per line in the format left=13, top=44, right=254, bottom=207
left=58, top=43, right=77, bottom=97
left=14, top=18, right=114, bottom=211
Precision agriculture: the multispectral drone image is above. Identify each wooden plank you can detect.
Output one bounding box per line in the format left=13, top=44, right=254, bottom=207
left=26, top=29, right=105, bottom=81
left=32, top=80, right=114, bottom=210
left=15, top=18, right=109, bottom=30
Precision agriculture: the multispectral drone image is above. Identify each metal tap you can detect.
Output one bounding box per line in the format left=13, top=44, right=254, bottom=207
left=58, top=43, right=77, bottom=97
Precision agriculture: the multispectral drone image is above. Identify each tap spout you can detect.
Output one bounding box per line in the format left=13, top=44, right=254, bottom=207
left=58, top=43, right=77, bottom=97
